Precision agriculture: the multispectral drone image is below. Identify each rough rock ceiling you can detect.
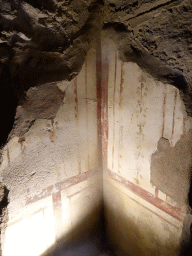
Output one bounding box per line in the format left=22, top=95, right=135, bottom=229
left=0, top=0, right=192, bottom=147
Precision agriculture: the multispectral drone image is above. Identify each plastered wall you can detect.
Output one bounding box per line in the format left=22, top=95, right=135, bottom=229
left=1, top=36, right=192, bottom=256
left=0, top=48, right=103, bottom=256
left=102, top=39, right=192, bottom=255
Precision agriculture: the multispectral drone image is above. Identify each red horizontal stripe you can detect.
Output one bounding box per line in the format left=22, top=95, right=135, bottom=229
left=26, top=169, right=99, bottom=204
left=107, top=169, right=185, bottom=222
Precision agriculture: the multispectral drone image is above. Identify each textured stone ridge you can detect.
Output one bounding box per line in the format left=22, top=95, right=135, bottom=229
left=0, top=0, right=101, bottom=92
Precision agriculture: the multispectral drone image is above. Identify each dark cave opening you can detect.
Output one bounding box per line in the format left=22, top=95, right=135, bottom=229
left=0, top=78, right=18, bottom=149
left=188, top=174, right=192, bottom=209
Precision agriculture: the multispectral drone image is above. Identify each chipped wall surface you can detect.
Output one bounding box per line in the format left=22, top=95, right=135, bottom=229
left=0, top=48, right=103, bottom=256
left=151, top=131, right=192, bottom=205
left=103, top=38, right=192, bottom=255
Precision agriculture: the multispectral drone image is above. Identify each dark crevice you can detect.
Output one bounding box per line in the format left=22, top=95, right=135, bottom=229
left=109, top=3, right=116, bottom=8
left=96, top=0, right=104, bottom=6
left=180, top=214, right=192, bottom=256
left=188, top=172, right=192, bottom=210
left=0, top=67, right=18, bottom=149
left=0, top=187, right=9, bottom=217
left=162, top=70, right=189, bottom=93
left=126, top=0, right=179, bottom=21
left=103, top=22, right=128, bottom=32
left=179, top=168, right=192, bottom=255
left=23, top=0, right=57, bottom=12
left=113, top=1, right=139, bottom=12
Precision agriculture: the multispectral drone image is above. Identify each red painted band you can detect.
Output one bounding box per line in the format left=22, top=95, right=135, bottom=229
left=107, top=169, right=184, bottom=222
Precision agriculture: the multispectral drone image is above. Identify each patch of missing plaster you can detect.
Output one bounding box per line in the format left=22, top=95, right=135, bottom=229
left=9, top=82, right=65, bottom=139
left=150, top=130, right=192, bottom=205
left=157, top=137, right=170, bottom=152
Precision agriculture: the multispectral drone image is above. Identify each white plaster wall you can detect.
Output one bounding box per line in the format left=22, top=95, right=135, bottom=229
left=3, top=196, right=55, bottom=256
left=107, top=41, right=191, bottom=191
left=0, top=48, right=102, bottom=256
left=103, top=39, right=192, bottom=255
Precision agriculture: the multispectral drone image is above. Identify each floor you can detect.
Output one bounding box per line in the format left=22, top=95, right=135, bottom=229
left=43, top=233, right=115, bottom=256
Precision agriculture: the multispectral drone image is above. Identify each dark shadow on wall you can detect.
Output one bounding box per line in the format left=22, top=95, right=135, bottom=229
left=104, top=185, right=180, bottom=256
left=42, top=232, right=115, bottom=256
left=180, top=174, right=192, bottom=256
left=188, top=174, right=192, bottom=209
left=0, top=185, right=9, bottom=217
left=40, top=204, right=115, bottom=256
left=179, top=214, right=192, bottom=256
left=0, top=74, right=18, bottom=149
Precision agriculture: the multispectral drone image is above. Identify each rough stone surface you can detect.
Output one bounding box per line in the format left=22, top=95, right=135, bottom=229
left=0, top=0, right=101, bottom=94
left=157, top=137, right=171, bottom=152
left=151, top=129, right=192, bottom=205
left=10, top=82, right=65, bottom=138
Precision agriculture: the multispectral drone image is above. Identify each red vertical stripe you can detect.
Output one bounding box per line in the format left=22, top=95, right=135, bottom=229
left=85, top=58, right=90, bottom=170
left=96, top=36, right=109, bottom=171
left=119, top=62, right=124, bottom=107
left=118, top=126, right=123, bottom=173
left=183, top=116, right=186, bottom=135
left=162, top=85, right=167, bottom=137
left=74, top=77, right=81, bottom=173
left=101, top=49, right=109, bottom=171
left=155, top=187, right=159, bottom=198
left=7, top=146, right=10, bottom=166
left=171, top=89, right=178, bottom=146
left=118, top=62, right=124, bottom=173
left=96, top=33, right=102, bottom=168
left=112, top=52, right=117, bottom=172
left=74, top=77, right=78, bottom=119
